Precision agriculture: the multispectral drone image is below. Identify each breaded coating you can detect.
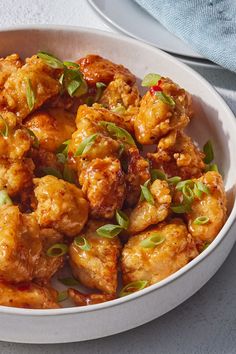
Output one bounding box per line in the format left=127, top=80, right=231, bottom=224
left=24, top=108, right=76, bottom=152
left=0, top=127, right=31, bottom=159
left=0, top=281, right=59, bottom=309
left=79, top=157, right=125, bottom=219
left=128, top=179, right=171, bottom=234
left=0, top=206, right=41, bottom=283
left=125, top=147, right=150, bottom=207
left=69, top=220, right=121, bottom=294
left=77, top=54, right=136, bottom=86
left=0, top=54, right=22, bottom=88
left=0, top=56, right=61, bottom=121
left=186, top=171, right=227, bottom=249
left=134, top=77, right=191, bottom=145
left=68, top=288, right=115, bottom=306
left=29, top=147, right=62, bottom=174
left=149, top=131, right=205, bottom=179
left=122, top=219, right=198, bottom=285
left=0, top=158, right=34, bottom=196
left=33, top=228, right=64, bottom=283
left=33, top=175, right=88, bottom=237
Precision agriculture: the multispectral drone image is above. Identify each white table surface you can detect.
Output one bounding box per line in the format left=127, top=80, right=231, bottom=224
left=0, top=1, right=236, bottom=353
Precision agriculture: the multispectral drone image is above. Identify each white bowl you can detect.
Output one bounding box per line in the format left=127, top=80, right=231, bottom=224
left=0, top=25, right=236, bottom=344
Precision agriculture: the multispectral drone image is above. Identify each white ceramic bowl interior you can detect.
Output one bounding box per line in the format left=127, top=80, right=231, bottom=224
left=0, top=26, right=235, bottom=344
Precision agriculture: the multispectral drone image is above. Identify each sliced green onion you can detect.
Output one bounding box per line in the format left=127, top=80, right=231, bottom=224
left=176, top=179, right=194, bottom=191
left=193, top=182, right=202, bottom=198
left=57, top=152, right=66, bottom=164
left=205, top=163, right=219, bottom=173
left=26, top=78, right=35, bottom=112
left=96, top=224, right=123, bottom=238
left=67, top=79, right=81, bottom=97
left=182, top=184, right=194, bottom=204
left=58, top=277, right=79, bottom=286
left=116, top=209, right=129, bottom=230
left=94, top=82, right=106, bottom=101
left=150, top=169, right=166, bottom=181
left=46, top=243, right=68, bottom=257
left=74, top=133, right=98, bottom=156
left=202, top=242, right=210, bottom=251
left=41, top=167, right=63, bottom=179
left=99, top=121, right=136, bottom=146
left=111, top=104, right=126, bottom=115
left=0, top=190, right=13, bottom=206
left=140, top=179, right=154, bottom=205
left=140, top=233, right=165, bottom=248
left=56, top=139, right=71, bottom=156
left=63, top=61, right=80, bottom=68
left=155, top=91, right=175, bottom=107
left=57, top=290, right=68, bottom=303
left=141, top=73, right=161, bottom=87
left=119, top=280, right=148, bottom=297
left=193, top=216, right=210, bottom=225
left=196, top=181, right=210, bottom=195
left=0, top=115, right=9, bottom=138
left=63, top=165, right=76, bottom=184
left=171, top=203, right=191, bottom=214
left=167, top=176, right=182, bottom=185
left=37, top=51, right=64, bottom=69
left=26, top=128, right=39, bottom=148
left=118, top=143, right=125, bottom=157
left=203, top=140, right=214, bottom=164
left=74, top=236, right=91, bottom=251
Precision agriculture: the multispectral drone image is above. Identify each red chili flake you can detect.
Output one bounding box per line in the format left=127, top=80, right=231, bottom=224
left=150, top=80, right=162, bottom=95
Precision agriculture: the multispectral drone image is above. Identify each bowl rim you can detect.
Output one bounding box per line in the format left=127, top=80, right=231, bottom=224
left=0, top=24, right=235, bottom=316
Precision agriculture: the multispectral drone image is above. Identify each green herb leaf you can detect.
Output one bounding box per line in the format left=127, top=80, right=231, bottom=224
left=116, top=209, right=129, bottom=230
left=0, top=115, right=9, bottom=138
left=99, top=121, right=136, bottom=146
left=57, top=290, right=68, bottom=303
left=46, top=243, right=68, bottom=257
left=0, top=190, right=13, bottom=206
left=26, top=128, right=39, bottom=148
left=141, top=73, right=161, bottom=87
left=74, top=235, right=92, bottom=251
left=96, top=224, right=123, bottom=238
left=58, top=277, right=79, bottom=286
left=140, top=179, right=154, bottom=205
left=119, top=280, right=148, bottom=297
left=26, top=78, right=35, bottom=112
left=150, top=169, right=167, bottom=181
left=41, top=167, right=63, bottom=179
left=193, top=216, right=210, bottom=225
left=74, top=133, right=98, bottom=156
left=140, top=233, right=165, bottom=248
left=155, top=91, right=175, bottom=107
left=203, top=140, right=214, bottom=164
left=37, top=51, right=64, bottom=69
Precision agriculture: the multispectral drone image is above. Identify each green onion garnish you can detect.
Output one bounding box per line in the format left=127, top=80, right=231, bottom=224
left=140, top=179, right=154, bottom=205
left=46, top=243, right=68, bottom=257
left=57, top=290, right=68, bottom=303
left=63, top=164, right=76, bottom=184
left=94, top=82, right=106, bottom=101
left=63, top=61, right=80, bottom=68
left=171, top=203, right=191, bottom=214
left=56, top=152, right=66, bottom=164
left=205, top=163, right=219, bottom=173
left=182, top=184, right=194, bottom=204
left=0, top=190, right=13, bottom=206
left=155, top=91, right=175, bottom=107
left=196, top=181, right=209, bottom=195
left=119, top=280, right=148, bottom=297
left=176, top=179, right=194, bottom=191
left=0, top=115, right=9, bottom=138
left=150, top=169, right=167, bottom=181
left=140, top=233, right=165, bottom=248
left=202, top=242, right=210, bottom=251
left=203, top=140, right=214, bottom=164
left=74, top=235, right=91, bottom=251
left=116, top=209, right=129, bottom=230
left=41, top=167, right=63, bottom=179
left=193, top=183, right=202, bottom=198
left=111, top=104, right=126, bottom=115
left=99, top=121, right=136, bottom=146
left=193, top=216, right=210, bottom=225
left=74, top=133, right=98, bottom=156
left=58, top=277, right=79, bottom=286
left=56, top=139, right=71, bottom=156
left=96, top=224, right=123, bottom=238
left=141, top=73, right=161, bottom=87
left=37, top=51, right=64, bottom=69
left=26, top=128, right=39, bottom=148
left=167, top=176, right=182, bottom=185
left=26, top=78, right=35, bottom=112
left=67, top=80, right=81, bottom=97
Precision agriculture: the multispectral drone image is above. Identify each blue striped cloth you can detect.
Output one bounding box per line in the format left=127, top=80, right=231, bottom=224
left=134, top=0, right=236, bottom=72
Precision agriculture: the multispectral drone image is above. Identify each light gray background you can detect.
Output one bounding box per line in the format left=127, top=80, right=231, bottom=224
left=0, top=1, right=236, bottom=353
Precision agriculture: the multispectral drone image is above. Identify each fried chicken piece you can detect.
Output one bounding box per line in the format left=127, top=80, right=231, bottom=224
left=68, top=288, right=115, bottom=306
left=0, top=127, right=31, bottom=159
left=0, top=55, right=61, bottom=121
left=125, top=147, right=150, bottom=207
left=33, top=228, right=64, bottom=283
left=24, top=108, right=76, bottom=152
left=134, top=77, right=191, bottom=145
left=149, top=131, right=205, bottom=179
left=0, top=281, right=59, bottom=309
left=122, top=219, right=198, bottom=285
left=69, top=220, right=121, bottom=294
left=33, top=175, right=88, bottom=237
left=0, top=54, right=22, bottom=88
left=128, top=179, right=171, bottom=234
left=0, top=158, right=34, bottom=196
left=79, top=157, right=125, bottom=219
left=186, top=171, right=227, bottom=249
left=77, top=54, right=136, bottom=86
left=0, top=206, right=41, bottom=283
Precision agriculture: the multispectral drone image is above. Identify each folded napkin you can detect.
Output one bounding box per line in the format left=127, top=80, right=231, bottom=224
left=134, top=0, right=236, bottom=72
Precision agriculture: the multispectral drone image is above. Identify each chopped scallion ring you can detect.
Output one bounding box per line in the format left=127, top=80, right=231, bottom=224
left=141, top=73, right=161, bottom=87
left=182, top=184, right=194, bottom=204
left=56, top=139, right=71, bottom=156
left=205, top=163, right=219, bottom=173
left=94, top=82, right=106, bottom=101
left=140, top=179, right=154, bottom=205
left=171, top=203, right=191, bottom=214
left=99, top=121, right=136, bottom=146
left=26, top=78, right=35, bottom=112
left=202, top=242, right=210, bottom=251
left=75, top=133, right=98, bottom=156
left=58, top=277, right=79, bottom=286
left=63, top=61, right=80, bottom=68
left=111, top=104, right=126, bottom=115
left=119, top=280, right=148, bottom=297
left=176, top=179, right=194, bottom=191
left=193, top=183, right=202, bottom=198
left=167, top=176, right=182, bottom=185
left=26, top=128, right=39, bottom=148
left=57, top=290, right=68, bottom=303
left=196, top=181, right=210, bottom=195
left=37, top=51, right=64, bottom=69
left=96, top=224, right=123, bottom=238
left=155, top=91, right=175, bottom=107
left=0, top=115, right=9, bottom=138
left=41, top=167, right=63, bottom=179
left=140, top=233, right=165, bottom=248
left=46, top=243, right=68, bottom=257
left=203, top=140, right=214, bottom=164
left=150, top=169, right=167, bottom=181
left=0, top=190, right=13, bottom=206
left=74, top=236, right=91, bottom=251
left=193, top=216, right=210, bottom=225
left=116, top=209, right=129, bottom=230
